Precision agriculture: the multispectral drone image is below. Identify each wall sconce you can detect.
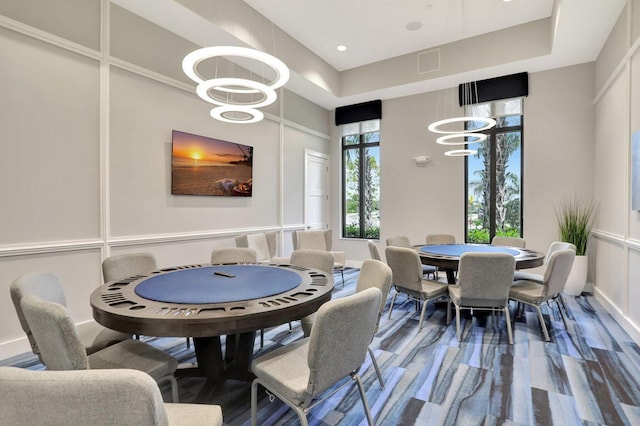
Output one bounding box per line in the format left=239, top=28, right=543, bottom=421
left=413, top=155, right=431, bottom=164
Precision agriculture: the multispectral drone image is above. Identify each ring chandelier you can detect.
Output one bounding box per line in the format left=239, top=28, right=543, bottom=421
left=182, top=46, right=290, bottom=124
left=428, top=116, right=496, bottom=157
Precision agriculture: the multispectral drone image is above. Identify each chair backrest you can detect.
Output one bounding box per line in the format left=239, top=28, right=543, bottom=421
left=543, top=249, right=576, bottom=297
left=426, top=234, right=456, bottom=245
left=367, top=240, right=382, bottom=260
left=235, top=232, right=277, bottom=262
left=385, top=235, right=412, bottom=247
left=385, top=246, right=423, bottom=292
left=545, top=241, right=577, bottom=263
left=211, top=247, right=257, bottom=264
left=355, top=259, right=392, bottom=318
left=10, top=271, right=68, bottom=356
left=293, top=229, right=332, bottom=251
left=290, top=249, right=334, bottom=274
left=0, top=367, right=170, bottom=425
left=306, top=287, right=382, bottom=400
left=102, top=252, right=157, bottom=283
left=457, top=252, right=515, bottom=307
left=491, top=236, right=526, bottom=248
left=20, top=296, right=89, bottom=370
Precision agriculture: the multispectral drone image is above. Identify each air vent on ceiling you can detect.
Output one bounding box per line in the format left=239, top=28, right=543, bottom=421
left=418, top=49, right=440, bottom=74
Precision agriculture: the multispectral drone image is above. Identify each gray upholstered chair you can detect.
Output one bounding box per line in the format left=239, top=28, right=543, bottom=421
left=513, top=241, right=576, bottom=282
left=367, top=240, right=382, bottom=260
left=20, top=296, right=180, bottom=402
left=102, top=252, right=168, bottom=345
left=292, top=229, right=345, bottom=284
left=448, top=252, right=516, bottom=344
left=235, top=231, right=289, bottom=264
left=425, top=234, right=456, bottom=245
left=210, top=247, right=257, bottom=264
left=385, top=246, right=449, bottom=331
left=290, top=249, right=335, bottom=341
left=301, top=259, right=392, bottom=388
left=385, top=235, right=437, bottom=278
left=0, top=367, right=222, bottom=426
left=491, top=235, right=526, bottom=248
left=251, top=288, right=382, bottom=426
left=509, top=249, right=576, bottom=341
left=10, top=271, right=130, bottom=359
left=290, top=249, right=335, bottom=275
left=102, top=252, right=158, bottom=283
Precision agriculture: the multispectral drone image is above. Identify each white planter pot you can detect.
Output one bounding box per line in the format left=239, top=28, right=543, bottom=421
left=563, top=255, right=588, bottom=296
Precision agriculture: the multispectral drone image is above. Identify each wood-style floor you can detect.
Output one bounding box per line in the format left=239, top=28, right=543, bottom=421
left=4, top=268, right=640, bottom=425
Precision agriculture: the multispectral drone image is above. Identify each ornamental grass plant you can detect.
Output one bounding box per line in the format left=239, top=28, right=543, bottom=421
left=555, top=196, right=597, bottom=256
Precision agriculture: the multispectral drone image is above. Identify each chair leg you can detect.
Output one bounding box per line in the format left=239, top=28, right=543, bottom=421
left=504, top=306, right=513, bottom=344
left=554, top=296, right=569, bottom=329
left=186, top=337, right=191, bottom=350
left=388, top=290, right=398, bottom=319
left=260, top=329, right=264, bottom=349
left=418, top=298, right=429, bottom=331
left=353, top=374, right=375, bottom=426
left=251, top=379, right=259, bottom=426
left=446, top=298, right=451, bottom=324
left=340, top=269, right=345, bottom=286
left=455, top=304, right=462, bottom=341
left=534, top=304, right=551, bottom=341
left=158, top=375, right=179, bottom=403
left=368, top=347, right=385, bottom=389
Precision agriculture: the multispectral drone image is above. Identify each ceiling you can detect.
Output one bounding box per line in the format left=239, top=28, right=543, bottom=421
left=243, top=0, right=556, bottom=72
left=114, top=0, right=627, bottom=109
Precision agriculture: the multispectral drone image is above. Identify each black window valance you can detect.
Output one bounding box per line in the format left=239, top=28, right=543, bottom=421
left=335, top=100, right=382, bottom=126
left=458, top=72, right=528, bottom=106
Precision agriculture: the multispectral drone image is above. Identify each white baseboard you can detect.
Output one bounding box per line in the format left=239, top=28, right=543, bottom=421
left=593, top=287, right=640, bottom=345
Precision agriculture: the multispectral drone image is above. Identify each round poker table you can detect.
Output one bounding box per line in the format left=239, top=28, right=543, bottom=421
left=416, top=244, right=545, bottom=284
left=90, top=263, right=334, bottom=383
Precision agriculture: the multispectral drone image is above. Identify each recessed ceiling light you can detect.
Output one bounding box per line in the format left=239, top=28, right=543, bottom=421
left=406, top=21, right=423, bottom=31
left=337, top=45, right=347, bottom=52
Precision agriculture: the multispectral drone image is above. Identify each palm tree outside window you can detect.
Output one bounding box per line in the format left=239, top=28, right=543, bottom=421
left=465, top=98, right=523, bottom=243
left=341, top=119, right=380, bottom=239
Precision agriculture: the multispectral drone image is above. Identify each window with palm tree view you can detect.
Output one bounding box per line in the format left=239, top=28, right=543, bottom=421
left=342, top=120, right=380, bottom=239
left=465, top=98, right=523, bottom=243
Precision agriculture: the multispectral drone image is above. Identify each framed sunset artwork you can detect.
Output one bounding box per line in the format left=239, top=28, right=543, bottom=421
left=171, top=130, right=253, bottom=196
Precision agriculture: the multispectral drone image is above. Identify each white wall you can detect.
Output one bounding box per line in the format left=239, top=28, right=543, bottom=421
left=591, top=0, right=640, bottom=343
left=0, top=0, right=330, bottom=359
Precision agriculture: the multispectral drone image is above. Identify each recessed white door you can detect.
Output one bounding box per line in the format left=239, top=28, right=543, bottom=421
left=304, top=150, right=329, bottom=230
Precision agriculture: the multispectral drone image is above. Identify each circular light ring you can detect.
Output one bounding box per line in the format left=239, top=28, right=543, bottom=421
left=444, top=149, right=478, bottom=157
left=428, top=116, right=497, bottom=134
left=182, top=46, right=290, bottom=92
left=210, top=106, right=264, bottom=124
left=436, top=133, right=487, bottom=145
left=196, top=78, right=277, bottom=108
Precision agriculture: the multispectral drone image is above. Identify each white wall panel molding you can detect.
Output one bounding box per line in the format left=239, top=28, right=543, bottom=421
left=594, top=287, right=640, bottom=345
left=0, top=14, right=100, bottom=61
left=107, top=226, right=301, bottom=248
left=591, top=229, right=626, bottom=245
left=629, top=238, right=640, bottom=252
left=0, top=240, right=104, bottom=258
left=592, top=229, right=640, bottom=252
left=283, top=119, right=330, bottom=141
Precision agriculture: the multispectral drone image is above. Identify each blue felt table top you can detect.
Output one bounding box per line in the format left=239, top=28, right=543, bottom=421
left=134, top=265, right=302, bottom=304
left=419, top=244, right=520, bottom=257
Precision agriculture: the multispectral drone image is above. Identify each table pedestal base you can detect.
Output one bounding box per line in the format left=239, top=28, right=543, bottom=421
left=175, top=331, right=257, bottom=384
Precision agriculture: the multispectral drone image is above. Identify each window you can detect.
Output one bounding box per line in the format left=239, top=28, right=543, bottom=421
left=342, top=120, right=380, bottom=239
left=465, top=98, right=523, bottom=243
